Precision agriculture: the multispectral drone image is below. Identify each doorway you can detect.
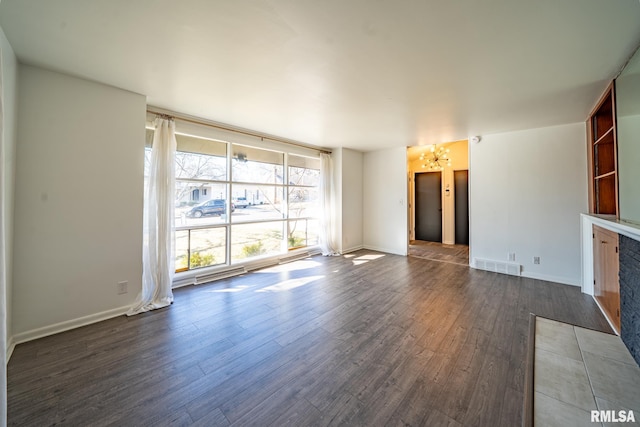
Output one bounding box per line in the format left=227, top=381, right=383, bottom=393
left=454, top=170, right=469, bottom=245
left=415, top=171, right=442, bottom=242
left=407, top=141, right=470, bottom=266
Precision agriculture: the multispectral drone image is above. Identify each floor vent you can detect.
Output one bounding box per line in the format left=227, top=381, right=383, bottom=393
left=474, top=258, right=521, bottom=276
left=195, top=266, right=246, bottom=285
left=280, top=251, right=310, bottom=264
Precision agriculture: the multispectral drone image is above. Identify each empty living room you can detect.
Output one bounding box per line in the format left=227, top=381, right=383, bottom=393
left=1, top=1, right=640, bottom=426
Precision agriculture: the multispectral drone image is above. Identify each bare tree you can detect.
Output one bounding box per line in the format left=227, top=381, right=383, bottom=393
left=174, top=152, right=226, bottom=203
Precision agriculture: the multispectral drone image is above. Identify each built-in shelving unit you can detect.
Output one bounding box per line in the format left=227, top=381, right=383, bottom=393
left=587, top=83, right=619, bottom=216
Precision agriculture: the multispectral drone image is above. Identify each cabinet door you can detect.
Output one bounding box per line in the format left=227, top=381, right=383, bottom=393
left=593, top=225, right=620, bottom=332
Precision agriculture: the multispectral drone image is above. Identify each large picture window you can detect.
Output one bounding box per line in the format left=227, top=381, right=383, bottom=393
left=145, top=126, right=322, bottom=274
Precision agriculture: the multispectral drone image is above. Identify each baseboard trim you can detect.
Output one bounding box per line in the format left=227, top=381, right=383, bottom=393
left=362, top=245, right=406, bottom=256
left=11, top=305, right=131, bottom=346
left=6, top=335, right=16, bottom=362
left=341, top=245, right=364, bottom=254
left=520, top=271, right=580, bottom=287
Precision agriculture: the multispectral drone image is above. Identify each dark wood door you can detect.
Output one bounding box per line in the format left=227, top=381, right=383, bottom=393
left=593, top=225, right=620, bottom=332
left=454, top=170, right=469, bottom=245
left=415, top=172, right=442, bottom=242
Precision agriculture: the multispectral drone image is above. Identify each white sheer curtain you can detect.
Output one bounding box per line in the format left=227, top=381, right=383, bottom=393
left=128, top=117, right=176, bottom=315
left=319, top=152, right=339, bottom=256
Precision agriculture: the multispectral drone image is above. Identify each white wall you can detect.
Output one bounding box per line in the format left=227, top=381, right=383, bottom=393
left=12, top=66, right=146, bottom=340
left=469, top=123, right=588, bottom=286
left=618, top=114, right=640, bottom=224
left=1, top=21, right=18, bottom=424
left=331, top=147, right=364, bottom=253
left=363, top=147, right=408, bottom=255
left=340, top=148, right=363, bottom=252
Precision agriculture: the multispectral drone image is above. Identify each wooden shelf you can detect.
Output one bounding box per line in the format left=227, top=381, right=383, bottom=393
left=595, top=171, right=616, bottom=180
left=587, top=82, right=618, bottom=217
left=594, top=126, right=614, bottom=145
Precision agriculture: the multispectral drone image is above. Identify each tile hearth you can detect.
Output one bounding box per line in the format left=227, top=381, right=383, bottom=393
left=534, top=317, right=640, bottom=426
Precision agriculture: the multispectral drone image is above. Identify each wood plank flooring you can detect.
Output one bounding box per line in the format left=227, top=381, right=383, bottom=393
left=7, top=250, right=611, bottom=426
left=408, top=241, right=469, bottom=266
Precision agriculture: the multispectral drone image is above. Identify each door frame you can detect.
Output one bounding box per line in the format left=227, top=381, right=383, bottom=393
left=453, top=169, right=469, bottom=245
left=410, top=170, right=444, bottom=243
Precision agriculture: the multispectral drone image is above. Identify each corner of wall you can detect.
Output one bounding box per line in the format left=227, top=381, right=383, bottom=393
left=331, top=148, right=343, bottom=253
left=1, top=20, right=19, bottom=421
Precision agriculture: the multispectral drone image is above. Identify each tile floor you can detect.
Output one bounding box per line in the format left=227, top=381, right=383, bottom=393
left=534, top=317, right=640, bottom=426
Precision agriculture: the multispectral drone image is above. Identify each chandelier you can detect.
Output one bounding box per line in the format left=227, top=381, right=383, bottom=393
left=420, top=145, right=452, bottom=170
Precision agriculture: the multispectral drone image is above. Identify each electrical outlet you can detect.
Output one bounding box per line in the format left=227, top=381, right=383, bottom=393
left=508, top=252, right=516, bottom=262
left=117, top=281, right=128, bottom=295
left=533, top=257, right=540, bottom=265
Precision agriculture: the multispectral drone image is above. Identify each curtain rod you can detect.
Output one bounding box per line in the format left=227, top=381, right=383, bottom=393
left=147, top=106, right=332, bottom=155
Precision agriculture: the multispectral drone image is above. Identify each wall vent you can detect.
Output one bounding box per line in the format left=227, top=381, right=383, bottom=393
left=195, top=266, right=246, bottom=285
left=280, top=251, right=310, bottom=264
left=474, top=258, right=521, bottom=276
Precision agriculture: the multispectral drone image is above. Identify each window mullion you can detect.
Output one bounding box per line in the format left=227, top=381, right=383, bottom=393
left=226, top=143, right=232, bottom=266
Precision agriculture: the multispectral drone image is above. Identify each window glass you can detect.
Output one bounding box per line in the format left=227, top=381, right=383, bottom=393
left=232, top=144, right=284, bottom=184
left=175, top=230, right=189, bottom=272
left=288, top=219, right=319, bottom=249
left=231, top=185, right=284, bottom=223
left=175, top=182, right=229, bottom=227
left=288, top=187, right=319, bottom=219
left=175, top=151, right=226, bottom=181
left=288, top=155, right=320, bottom=187
left=147, top=123, right=323, bottom=273
left=190, top=227, right=227, bottom=269
left=147, top=129, right=227, bottom=180
left=231, top=222, right=284, bottom=261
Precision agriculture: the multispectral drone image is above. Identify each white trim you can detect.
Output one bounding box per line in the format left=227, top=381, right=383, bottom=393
left=363, top=244, right=407, bottom=256
left=580, top=213, right=640, bottom=295
left=342, top=245, right=364, bottom=254
left=12, top=248, right=324, bottom=345
left=520, top=271, right=580, bottom=287
left=172, top=246, right=321, bottom=287
left=6, top=336, right=15, bottom=363
left=591, top=294, right=620, bottom=335
left=11, top=305, right=130, bottom=345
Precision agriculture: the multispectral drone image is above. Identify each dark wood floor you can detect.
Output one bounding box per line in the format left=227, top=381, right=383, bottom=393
left=7, top=250, right=611, bottom=426
left=408, top=240, right=470, bottom=266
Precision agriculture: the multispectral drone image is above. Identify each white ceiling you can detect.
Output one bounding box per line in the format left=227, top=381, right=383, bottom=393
left=1, top=0, right=639, bottom=152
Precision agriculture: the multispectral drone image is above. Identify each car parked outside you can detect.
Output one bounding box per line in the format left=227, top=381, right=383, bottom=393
left=186, top=199, right=235, bottom=217
left=233, top=197, right=250, bottom=208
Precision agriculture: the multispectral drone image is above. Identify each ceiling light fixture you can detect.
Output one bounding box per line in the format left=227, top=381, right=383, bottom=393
left=420, top=145, right=452, bottom=170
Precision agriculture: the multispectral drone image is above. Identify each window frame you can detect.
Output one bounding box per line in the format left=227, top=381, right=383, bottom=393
left=145, top=119, right=323, bottom=280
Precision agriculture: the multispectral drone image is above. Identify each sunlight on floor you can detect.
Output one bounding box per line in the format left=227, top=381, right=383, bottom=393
left=256, top=275, right=325, bottom=292
left=256, top=260, right=322, bottom=273
left=206, top=285, right=252, bottom=293
left=352, top=253, right=386, bottom=265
